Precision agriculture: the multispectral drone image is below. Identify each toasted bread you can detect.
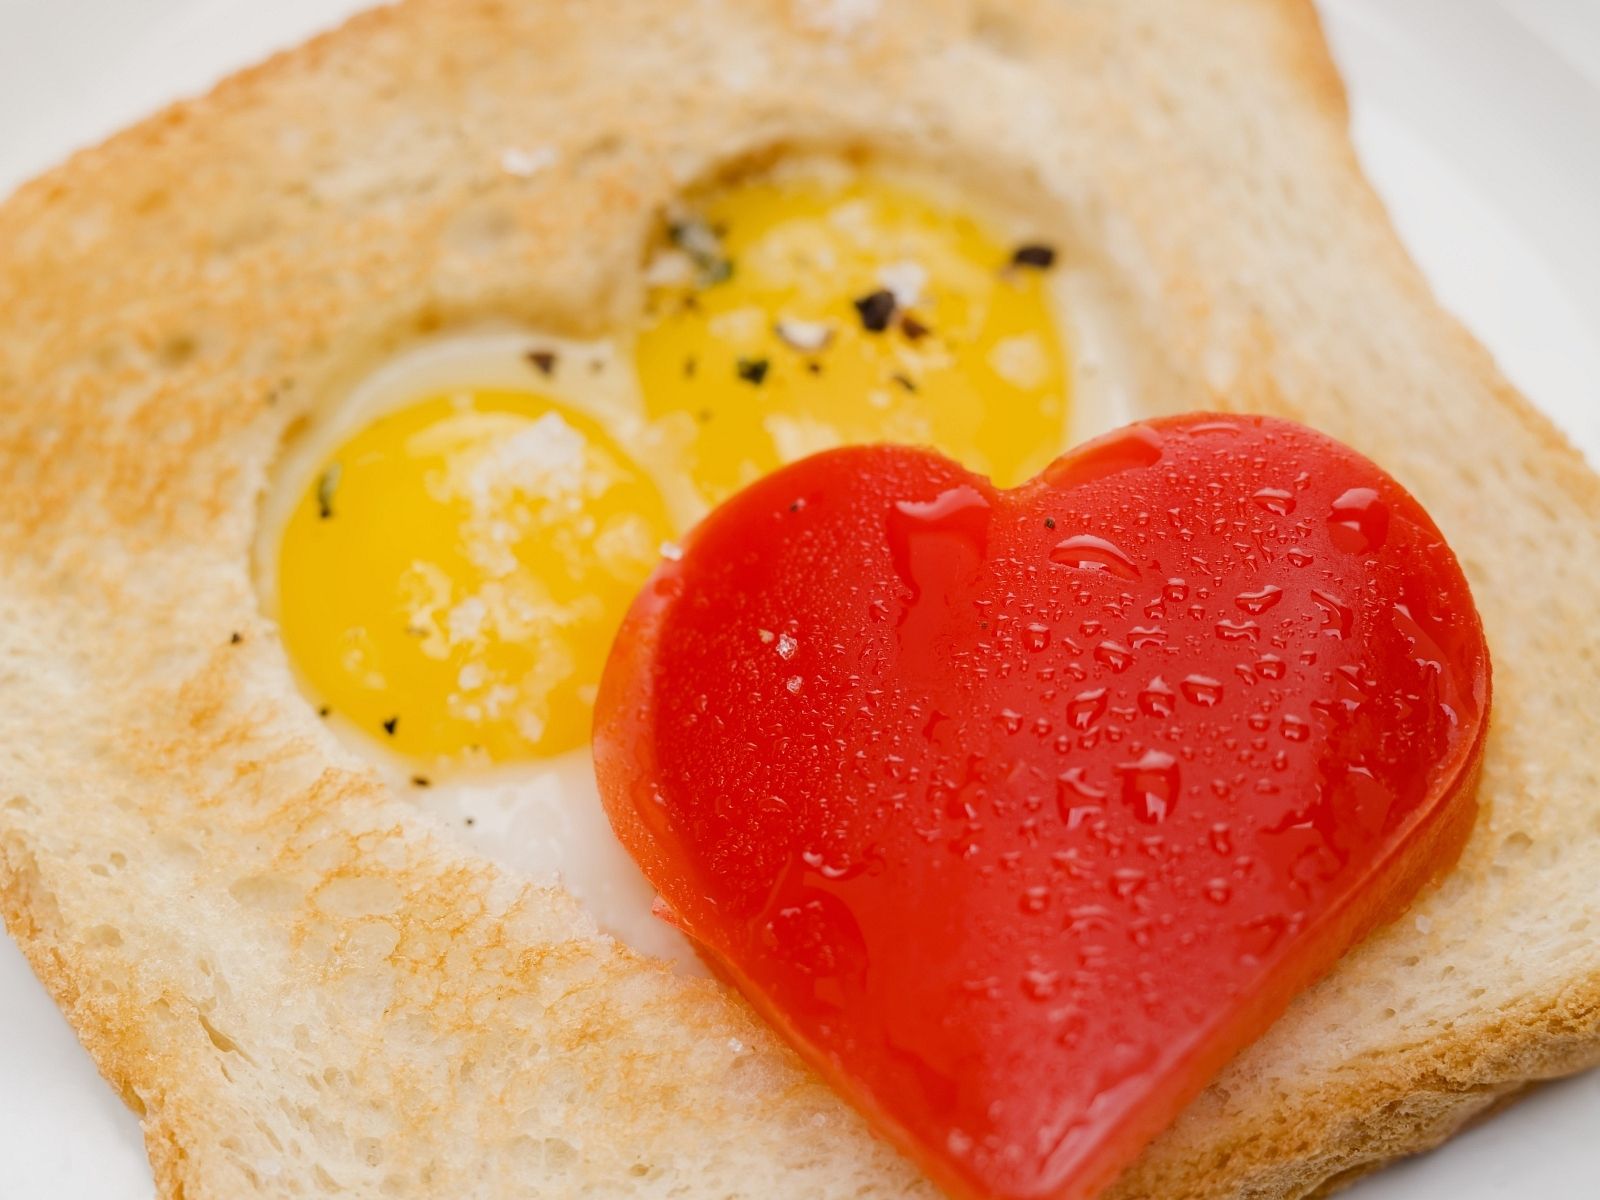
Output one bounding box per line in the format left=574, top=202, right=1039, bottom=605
left=1, top=2, right=1597, bottom=1197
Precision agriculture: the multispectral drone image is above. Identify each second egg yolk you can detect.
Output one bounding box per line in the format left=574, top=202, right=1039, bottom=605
left=635, top=167, right=1069, bottom=501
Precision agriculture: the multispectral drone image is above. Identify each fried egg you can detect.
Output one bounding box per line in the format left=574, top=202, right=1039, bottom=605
left=259, top=157, right=1130, bottom=964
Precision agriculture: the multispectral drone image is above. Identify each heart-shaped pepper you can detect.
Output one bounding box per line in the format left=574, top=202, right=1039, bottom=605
left=595, top=415, right=1489, bottom=1200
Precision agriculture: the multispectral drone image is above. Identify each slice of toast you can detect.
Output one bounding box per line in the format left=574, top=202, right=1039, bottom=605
left=0, top=2, right=1596, bottom=1197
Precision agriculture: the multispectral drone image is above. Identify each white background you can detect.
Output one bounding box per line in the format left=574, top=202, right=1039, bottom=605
left=1, top=0, right=1598, bottom=1195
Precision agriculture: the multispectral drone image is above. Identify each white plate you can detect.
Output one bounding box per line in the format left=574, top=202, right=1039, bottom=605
left=1, top=1, right=1597, bottom=1195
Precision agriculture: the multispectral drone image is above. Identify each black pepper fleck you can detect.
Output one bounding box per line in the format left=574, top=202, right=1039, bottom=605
left=900, top=314, right=931, bottom=341
left=316, top=464, right=342, bottom=520
left=683, top=356, right=698, bottom=379
left=806, top=360, right=823, bottom=375
left=411, top=775, right=431, bottom=788
left=382, top=716, right=399, bottom=736
left=318, top=705, right=331, bottom=718
left=229, top=631, right=243, bottom=645
left=789, top=499, right=806, bottom=514
left=1011, top=243, right=1058, bottom=270
left=1045, top=517, right=1056, bottom=529
left=890, top=372, right=918, bottom=393
left=736, top=357, right=770, bottom=386
left=853, top=289, right=897, bottom=333
left=526, top=349, right=558, bottom=376
left=465, top=817, right=477, bottom=827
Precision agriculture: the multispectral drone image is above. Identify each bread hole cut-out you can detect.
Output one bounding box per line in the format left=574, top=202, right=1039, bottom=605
left=249, top=146, right=1150, bottom=976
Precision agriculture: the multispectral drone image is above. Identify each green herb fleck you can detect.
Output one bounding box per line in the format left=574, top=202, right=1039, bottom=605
left=668, top=217, right=734, bottom=288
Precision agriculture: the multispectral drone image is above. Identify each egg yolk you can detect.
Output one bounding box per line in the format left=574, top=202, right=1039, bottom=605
left=278, top=166, right=1070, bottom=766
left=635, top=168, right=1069, bottom=500
left=276, top=392, right=672, bottom=763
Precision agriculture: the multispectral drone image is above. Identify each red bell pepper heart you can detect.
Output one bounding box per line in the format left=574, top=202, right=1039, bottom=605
left=595, top=415, right=1489, bottom=1200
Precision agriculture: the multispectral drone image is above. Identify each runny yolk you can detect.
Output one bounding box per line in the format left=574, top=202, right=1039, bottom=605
left=635, top=167, right=1070, bottom=501
left=277, top=165, right=1070, bottom=766
left=276, top=392, right=672, bottom=764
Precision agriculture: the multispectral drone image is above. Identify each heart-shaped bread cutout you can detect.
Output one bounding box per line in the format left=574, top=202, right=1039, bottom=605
left=595, top=415, right=1489, bottom=1200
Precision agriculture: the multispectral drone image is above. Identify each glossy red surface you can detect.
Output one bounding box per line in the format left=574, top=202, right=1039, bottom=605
left=594, top=415, right=1490, bottom=1200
